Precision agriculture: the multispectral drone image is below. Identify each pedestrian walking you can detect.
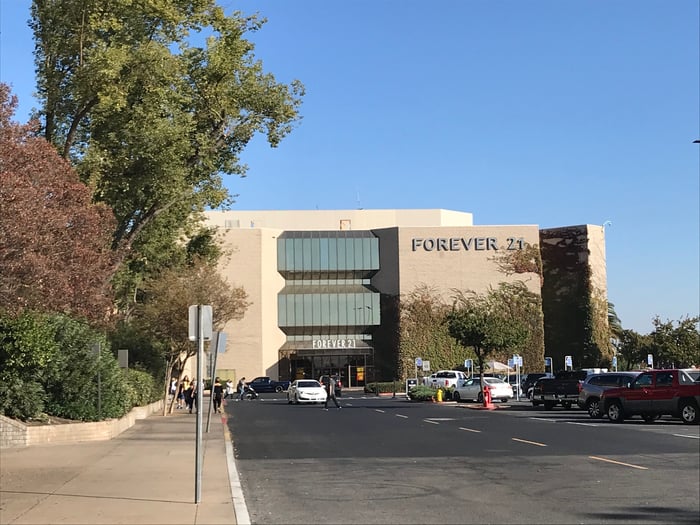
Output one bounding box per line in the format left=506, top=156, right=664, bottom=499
left=323, top=375, right=341, bottom=410
left=225, top=379, right=234, bottom=399
left=169, top=377, right=178, bottom=401
left=177, top=376, right=189, bottom=409
left=237, top=377, right=247, bottom=401
left=185, top=378, right=196, bottom=413
left=212, top=377, right=224, bottom=413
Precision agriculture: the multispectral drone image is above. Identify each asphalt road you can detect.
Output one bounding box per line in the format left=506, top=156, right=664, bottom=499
left=225, top=393, right=700, bottom=525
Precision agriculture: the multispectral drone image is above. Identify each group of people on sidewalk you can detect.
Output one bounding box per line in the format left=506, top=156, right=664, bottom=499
left=168, top=375, right=253, bottom=414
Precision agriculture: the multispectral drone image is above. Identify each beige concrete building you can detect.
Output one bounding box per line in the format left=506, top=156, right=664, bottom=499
left=202, top=209, right=608, bottom=385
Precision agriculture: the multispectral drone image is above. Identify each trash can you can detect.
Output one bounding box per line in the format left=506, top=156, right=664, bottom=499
left=406, top=378, right=418, bottom=396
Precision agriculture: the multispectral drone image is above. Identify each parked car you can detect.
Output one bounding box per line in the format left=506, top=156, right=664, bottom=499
left=531, top=370, right=591, bottom=410
left=427, top=370, right=468, bottom=389
left=577, top=371, right=641, bottom=418
left=506, top=375, right=522, bottom=397
left=601, top=369, right=700, bottom=424
left=248, top=376, right=290, bottom=393
left=318, top=375, right=343, bottom=397
left=521, top=373, right=552, bottom=397
left=453, top=377, right=513, bottom=403
left=287, top=380, right=328, bottom=404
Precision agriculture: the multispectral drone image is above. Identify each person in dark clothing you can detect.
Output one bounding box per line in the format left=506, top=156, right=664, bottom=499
left=212, top=377, right=224, bottom=413
left=185, top=379, right=196, bottom=413
left=323, top=376, right=341, bottom=410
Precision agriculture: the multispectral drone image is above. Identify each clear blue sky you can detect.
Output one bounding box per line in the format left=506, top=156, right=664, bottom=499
left=1, top=1, right=698, bottom=335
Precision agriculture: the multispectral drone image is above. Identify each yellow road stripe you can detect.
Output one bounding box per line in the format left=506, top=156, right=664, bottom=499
left=512, top=437, right=547, bottom=447
left=589, top=456, right=648, bottom=470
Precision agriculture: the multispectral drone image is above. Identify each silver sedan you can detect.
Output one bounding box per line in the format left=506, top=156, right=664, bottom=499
left=453, top=377, right=513, bottom=403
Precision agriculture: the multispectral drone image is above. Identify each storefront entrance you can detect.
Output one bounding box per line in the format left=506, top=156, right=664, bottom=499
left=281, top=348, right=374, bottom=388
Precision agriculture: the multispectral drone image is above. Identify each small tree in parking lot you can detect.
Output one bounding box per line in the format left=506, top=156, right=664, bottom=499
left=446, top=291, right=527, bottom=392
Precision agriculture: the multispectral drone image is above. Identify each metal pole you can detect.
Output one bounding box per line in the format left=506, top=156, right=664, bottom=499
left=206, top=332, right=220, bottom=433
left=97, top=344, right=101, bottom=418
left=195, top=305, right=204, bottom=503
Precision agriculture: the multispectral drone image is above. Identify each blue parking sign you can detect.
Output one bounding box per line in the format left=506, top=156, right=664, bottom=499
left=415, top=358, right=423, bottom=367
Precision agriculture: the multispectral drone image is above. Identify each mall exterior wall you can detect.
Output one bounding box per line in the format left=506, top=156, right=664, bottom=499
left=540, top=225, right=612, bottom=371
left=204, top=210, right=606, bottom=382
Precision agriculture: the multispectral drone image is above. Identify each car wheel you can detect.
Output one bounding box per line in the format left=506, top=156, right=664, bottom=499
left=543, top=401, right=556, bottom=411
left=477, top=392, right=484, bottom=403
left=641, top=413, right=657, bottom=423
left=607, top=401, right=624, bottom=423
left=587, top=398, right=602, bottom=418
left=453, top=391, right=461, bottom=402
left=501, top=398, right=509, bottom=403
left=562, top=402, right=572, bottom=410
left=680, top=400, right=699, bottom=425
left=275, top=386, right=283, bottom=393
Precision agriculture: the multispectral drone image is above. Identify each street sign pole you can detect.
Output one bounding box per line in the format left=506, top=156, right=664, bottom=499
left=195, top=305, right=204, bottom=503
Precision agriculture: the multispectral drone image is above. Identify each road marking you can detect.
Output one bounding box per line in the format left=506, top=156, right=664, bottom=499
left=375, top=409, right=385, bottom=413
left=530, top=417, right=557, bottom=422
left=673, top=434, right=700, bottom=439
left=459, top=427, right=481, bottom=433
left=396, top=414, right=408, bottom=418
left=512, top=437, right=547, bottom=447
left=567, top=422, right=600, bottom=427
left=425, top=418, right=457, bottom=421
left=222, top=416, right=252, bottom=525
left=589, top=456, right=648, bottom=470
left=424, top=419, right=440, bottom=425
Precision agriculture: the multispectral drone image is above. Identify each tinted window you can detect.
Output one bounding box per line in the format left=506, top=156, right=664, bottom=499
left=656, top=372, right=673, bottom=386
left=634, top=373, right=653, bottom=387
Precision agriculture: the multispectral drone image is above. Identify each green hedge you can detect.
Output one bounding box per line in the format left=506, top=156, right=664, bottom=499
left=0, top=311, right=162, bottom=422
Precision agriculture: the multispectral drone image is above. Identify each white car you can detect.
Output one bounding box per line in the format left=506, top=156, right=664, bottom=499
left=287, top=380, right=328, bottom=404
left=453, top=377, right=513, bottom=403
left=428, top=370, right=468, bottom=389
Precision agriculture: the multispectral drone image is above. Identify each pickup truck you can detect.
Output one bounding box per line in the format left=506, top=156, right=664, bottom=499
left=601, top=368, right=700, bottom=425
left=531, top=370, right=590, bottom=410
left=248, top=376, right=290, bottom=393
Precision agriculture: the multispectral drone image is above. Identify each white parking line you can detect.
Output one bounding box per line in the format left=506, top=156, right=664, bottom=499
left=424, top=420, right=440, bottom=425
left=589, top=456, right=648, bottom=470
left=459, top=427, right=481, bottom=433
left=375, top=409, right=385, bottom=413
left=396, top=414, right=408, bottom=418
left=530, top=417, right=557, bottom=422
left=512, top=437, right=547, bottom=447
left=567, top=422, right=600, bottom=427
left=673, top=434, right=700, bottom=439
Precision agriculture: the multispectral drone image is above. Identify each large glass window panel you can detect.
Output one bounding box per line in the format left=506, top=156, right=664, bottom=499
left=302, top=294, right=312, bottom=326
left=338, top=294, right=347, bottom=325
left=354, top=238, right=364, bottom=269
left=370, top=238, right=379, bottom=268
left=320, top=238, right=329, bottom=271
left=286, top=294, right=295, bottom=326
left=345, top=238, right=355, bottom=271
left=277, top=238, right=286, bottom=271
left=329, top=294, right=339, bottom=325
left=311, top=237, right=321, bottom=272
left=302, top=238, right=312, bottom=272
left=328, top=238, right=338, bottom=270
left=371, top=293, right=380, bottom=324
left=321, top=293, right=330, bottom=325
left=312, top=293, right=321, bottom=326
left=293, top=295, right=304, bottom=327
left=293, top=238, right=303, bottom=271
left=278, top=295, right=286, bottom=325
left=285, top=238, right=295, bottom=272
left=345, top=293, right=357, bottom=324
left=362, top=238, right=371, bottom=269
left=336, top=238, right=346, bottom=271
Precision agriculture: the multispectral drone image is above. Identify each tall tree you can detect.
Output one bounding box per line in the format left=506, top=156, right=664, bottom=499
left=0, top=84, right=115, bottom=323
left=132, top=257, right=250, bottom=413
left=648, top=316, right=700, bottom=368
left=29, top=0, right=304, bottom=287
left=447, top=291, right=527, bottom=391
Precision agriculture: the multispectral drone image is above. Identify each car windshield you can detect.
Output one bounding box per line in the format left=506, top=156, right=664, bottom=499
left=298, top=381, right=321, bottom=388
left=680, top=370, right=700, bottom=383
left=484, top=378, right=504, bottom=384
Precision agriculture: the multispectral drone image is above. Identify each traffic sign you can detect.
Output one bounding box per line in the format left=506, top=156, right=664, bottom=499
left=415, top=357, right=423, bottom=367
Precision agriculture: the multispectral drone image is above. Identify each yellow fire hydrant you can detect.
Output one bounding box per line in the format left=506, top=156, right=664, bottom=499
left=436, top=388, right=443, bottom=403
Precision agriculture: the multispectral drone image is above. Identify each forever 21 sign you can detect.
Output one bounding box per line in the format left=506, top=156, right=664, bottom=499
left=411, top=237, right=525, bottom=252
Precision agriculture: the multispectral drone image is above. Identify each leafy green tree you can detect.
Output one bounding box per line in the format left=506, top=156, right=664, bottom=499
left=648, top=316, right=700, bottom=368
left=132, top=257, right=250, bottom=412
left=29, top=0, right=304, bottom=293
left=616, top=329, right=650, bottom=370
left=446, top=291, right=528, bottom=390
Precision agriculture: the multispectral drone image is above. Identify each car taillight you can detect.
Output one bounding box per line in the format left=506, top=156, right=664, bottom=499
left=578, top=381, right=583, bottom=393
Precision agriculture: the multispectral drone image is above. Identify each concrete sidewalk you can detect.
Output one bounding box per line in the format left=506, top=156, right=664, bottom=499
left=0, top=409, right=239, bottom=525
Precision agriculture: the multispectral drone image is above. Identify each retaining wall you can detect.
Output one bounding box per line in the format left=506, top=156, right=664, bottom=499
left=0, top=400, right=163, bottom=449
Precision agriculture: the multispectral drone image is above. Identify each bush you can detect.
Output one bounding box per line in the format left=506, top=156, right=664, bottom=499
left=363, top=381, right=403, bottom=394
left=124, top=368, right=161, bottom=407
left=0, top=373, right=45, bottom=420
left=408, top=385, right=436, bottom=401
